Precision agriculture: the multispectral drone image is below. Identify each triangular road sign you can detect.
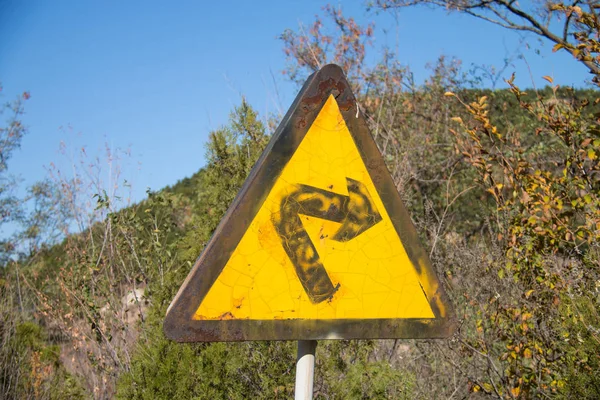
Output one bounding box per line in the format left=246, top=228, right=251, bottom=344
left=164, top=64, right=455, bottom=342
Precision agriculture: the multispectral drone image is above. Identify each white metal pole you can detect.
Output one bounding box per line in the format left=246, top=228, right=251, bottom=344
left=294, top=340, right=317, bottom=400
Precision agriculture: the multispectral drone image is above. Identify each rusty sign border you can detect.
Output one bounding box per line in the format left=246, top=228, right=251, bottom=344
left=164, top=64, right=456, bottom=342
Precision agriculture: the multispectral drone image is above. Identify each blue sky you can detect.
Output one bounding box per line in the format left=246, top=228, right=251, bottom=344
left=0, top=0, right=593, bottom=213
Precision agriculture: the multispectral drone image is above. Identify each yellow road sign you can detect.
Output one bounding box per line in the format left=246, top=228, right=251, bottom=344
left=164, top=64, right=455, bottom=341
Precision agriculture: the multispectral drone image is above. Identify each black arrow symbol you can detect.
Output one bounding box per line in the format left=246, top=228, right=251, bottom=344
left=272, top=178, right=382, bottom=304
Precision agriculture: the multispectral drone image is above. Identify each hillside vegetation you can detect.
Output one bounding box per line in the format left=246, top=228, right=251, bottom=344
left=2, top=2, right=600, bottom=399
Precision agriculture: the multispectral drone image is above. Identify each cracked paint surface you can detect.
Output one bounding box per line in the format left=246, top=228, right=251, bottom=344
left=194, top=95, right=434, bottom=320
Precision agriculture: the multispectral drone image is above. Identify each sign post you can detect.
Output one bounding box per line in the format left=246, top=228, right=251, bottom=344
left=295, top=340, right=317, bottom=400
left=163, top=63, right=456, bottom=394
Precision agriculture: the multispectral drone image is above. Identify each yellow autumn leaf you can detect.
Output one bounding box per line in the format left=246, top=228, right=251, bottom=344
left=511, top=386, right=521, bottom=397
